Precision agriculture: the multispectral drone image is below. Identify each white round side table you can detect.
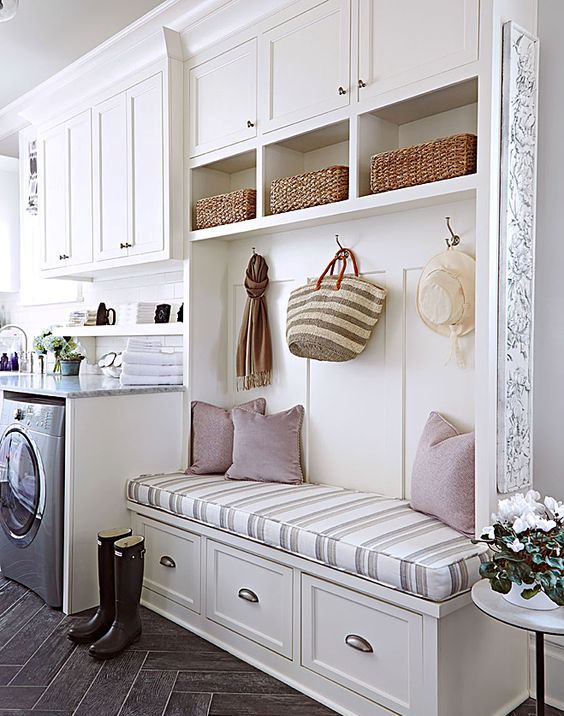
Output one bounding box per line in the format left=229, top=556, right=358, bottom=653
left=472, top=580, right=564, bottom=716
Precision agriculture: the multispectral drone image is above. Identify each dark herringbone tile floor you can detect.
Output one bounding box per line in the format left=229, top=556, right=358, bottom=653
left=0, top=572, right=561, bottom=716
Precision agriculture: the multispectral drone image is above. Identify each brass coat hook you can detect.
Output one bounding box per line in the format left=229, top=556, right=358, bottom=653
left=444, top=217, right=461, bottom=249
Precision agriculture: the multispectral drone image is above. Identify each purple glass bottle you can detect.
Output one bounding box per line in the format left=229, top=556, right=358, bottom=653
left=10, top=352, right=19, bottom=372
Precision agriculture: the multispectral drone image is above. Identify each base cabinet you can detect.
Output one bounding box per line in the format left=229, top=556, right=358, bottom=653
left=301, top=575, right=423, bottom=716
left=206, top=540, right=293, bottom=658
left=130, top=507, right=529, bottom=716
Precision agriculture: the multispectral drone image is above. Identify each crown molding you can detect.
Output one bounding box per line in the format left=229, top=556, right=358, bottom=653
left=0, top=0, right=295, bottom=140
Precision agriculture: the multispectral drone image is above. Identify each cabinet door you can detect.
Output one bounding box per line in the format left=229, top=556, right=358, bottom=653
left=127, top=74, right=165, bottom=257
left=38, top=125, right=68, bottom=270
left=260, top=0, right=350, bottom=133
left=66, top=110, right=93, bottom=267
left=189, top=39, right=257, bottom=157
left=358, top=0, right=479, bottom=99
left=92, top=92, right=128, bottom=261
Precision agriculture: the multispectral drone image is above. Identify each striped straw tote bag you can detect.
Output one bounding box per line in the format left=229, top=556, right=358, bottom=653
left=286, top=248, right=387, bottom=362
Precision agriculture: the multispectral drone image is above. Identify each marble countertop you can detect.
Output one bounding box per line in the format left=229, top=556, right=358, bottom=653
left=0, top=373, right=185, bottom=399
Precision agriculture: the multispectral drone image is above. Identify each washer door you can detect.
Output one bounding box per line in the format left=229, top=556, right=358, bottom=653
left=0, top=427, right=45, bottom=547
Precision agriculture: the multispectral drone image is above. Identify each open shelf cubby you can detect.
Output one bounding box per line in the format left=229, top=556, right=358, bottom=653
left=263, top=120, right=350, bottom=216
left=190, top=149, right=257, bottom=230
left=358, top=78, right=478, bottom=197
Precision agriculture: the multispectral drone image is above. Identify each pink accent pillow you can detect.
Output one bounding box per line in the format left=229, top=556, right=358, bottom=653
left=226, top=405, right=305, bottom=484
left=187, top=399, right=266, bottom=475
left=410, top=412, right=475, bottom=536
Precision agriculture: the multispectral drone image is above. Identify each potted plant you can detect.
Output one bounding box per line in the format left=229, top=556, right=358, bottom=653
left=477, top=490, right=564, bottom=610
left=59, top=344, right=84, bottom=376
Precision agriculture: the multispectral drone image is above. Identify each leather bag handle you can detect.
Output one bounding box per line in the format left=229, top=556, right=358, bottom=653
left=315, top=248, right=359, bottom=291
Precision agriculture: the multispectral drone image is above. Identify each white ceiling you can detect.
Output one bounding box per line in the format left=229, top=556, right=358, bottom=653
left=0, top=0, right=168, bottom=111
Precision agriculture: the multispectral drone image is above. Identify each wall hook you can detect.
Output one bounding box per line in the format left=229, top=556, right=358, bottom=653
left=335, top=234, right=349, bottom=257
left=444, top=217, right=461, bottom=249
left=252, top=247, right=256, bottom=255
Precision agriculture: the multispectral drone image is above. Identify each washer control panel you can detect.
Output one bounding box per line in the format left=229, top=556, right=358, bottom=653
left=1, top=398, right=65, bottom=437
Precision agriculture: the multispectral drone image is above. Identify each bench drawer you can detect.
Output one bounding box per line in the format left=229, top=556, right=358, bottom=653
left=206, top=540, right=293, bottom=658
left=137, top=516, right=201, bottom=614
left=301, top=575, right=424, bottom=715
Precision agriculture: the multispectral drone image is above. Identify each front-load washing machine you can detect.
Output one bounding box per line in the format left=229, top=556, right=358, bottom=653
left=0, top=394, right=65, bottom=607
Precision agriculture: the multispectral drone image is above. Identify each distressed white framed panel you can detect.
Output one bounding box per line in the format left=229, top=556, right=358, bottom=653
left=497, top=21, right=539, bottom=494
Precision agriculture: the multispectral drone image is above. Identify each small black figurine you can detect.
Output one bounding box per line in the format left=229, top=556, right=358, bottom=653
left=155, top=304, right=171, bottom=323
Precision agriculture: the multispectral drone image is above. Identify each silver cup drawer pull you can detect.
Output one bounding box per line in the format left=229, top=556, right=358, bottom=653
left=159, top=555, right=176, bottom=569
left=238, top=588, right=259, bottom=603
left=345, top=634, right=373, bottom=653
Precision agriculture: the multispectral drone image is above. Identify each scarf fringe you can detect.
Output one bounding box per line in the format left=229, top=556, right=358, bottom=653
left=237, top=371, right=272, bottom=392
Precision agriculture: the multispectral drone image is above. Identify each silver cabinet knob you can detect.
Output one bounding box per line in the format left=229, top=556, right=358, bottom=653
left=238, top=588, right=259, bottom=603
left=358, top=79, right=367, bottom=88
left=159, top=555, right=176, bottom=568
left=345, top=634, right=373, bottom=653
left=338, top=86, right=347, bottom=95
left=247, top=120, right=255, bottom=128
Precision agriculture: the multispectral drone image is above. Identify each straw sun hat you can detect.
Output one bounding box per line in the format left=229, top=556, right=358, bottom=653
left=416, top=248, right=476, bottom=368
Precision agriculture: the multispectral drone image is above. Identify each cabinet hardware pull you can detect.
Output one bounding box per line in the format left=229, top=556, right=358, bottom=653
left=345, top=634, right=373, bottom=653
left=120, top=242, right=132, bottom=249
left=159, top=555, right=176, bottom=568
left=338, top=86, right=347, bottom=95
left=59, top=254, right=69, bottom=260
left=238, top=588, right=259, bottom=603
left=247, top=120, right=255, bottom=128
left=358, top=79, right=367, bottom=88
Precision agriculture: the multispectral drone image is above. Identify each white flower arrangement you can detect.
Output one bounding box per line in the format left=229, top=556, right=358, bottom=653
left=477, top=491, right=564, bottom=605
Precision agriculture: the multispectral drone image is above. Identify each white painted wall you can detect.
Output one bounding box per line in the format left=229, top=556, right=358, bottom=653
left=191, top=199, right=476, bottom=498
left=533, top=0, right=564, bottom=502
left=0, top=156, right=19, bottom=295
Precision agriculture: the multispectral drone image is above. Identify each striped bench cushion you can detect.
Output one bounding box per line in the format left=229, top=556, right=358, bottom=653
left=127, top=474, right=489, bottom=602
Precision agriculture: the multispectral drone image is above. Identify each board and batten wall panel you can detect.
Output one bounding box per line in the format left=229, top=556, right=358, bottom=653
left=194, top=199, right=477, bottom=497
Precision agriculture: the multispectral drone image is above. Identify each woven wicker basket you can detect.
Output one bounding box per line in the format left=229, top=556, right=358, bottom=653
left=270, top=165, right=349, bottom=214
left=370, top=134, right=477, bottom=194
left=195, top=188, right=256, bottom=230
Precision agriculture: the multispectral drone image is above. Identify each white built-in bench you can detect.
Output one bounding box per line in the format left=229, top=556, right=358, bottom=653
left=127, top=473, right=529, bottom=716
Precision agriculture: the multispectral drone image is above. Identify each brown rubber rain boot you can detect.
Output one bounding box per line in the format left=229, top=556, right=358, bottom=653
left=68, top=527, right=132, bottom=644
left=89, top=535, right=145, bottom=660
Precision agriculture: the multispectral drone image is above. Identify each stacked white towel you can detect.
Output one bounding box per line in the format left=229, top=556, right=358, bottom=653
left=120, top=338, right=183, bottom=386
left=117, top=303, right=157, bottom=325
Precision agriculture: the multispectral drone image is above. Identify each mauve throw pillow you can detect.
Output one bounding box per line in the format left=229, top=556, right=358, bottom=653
left=410, top=412, right=475, bottom=536
left=226, top=405, right=305, bottom=484
left=186, top=398, right=266, bottom=475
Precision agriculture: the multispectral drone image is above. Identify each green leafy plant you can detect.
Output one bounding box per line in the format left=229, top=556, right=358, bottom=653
left=60, top=343, right=83, bottom=360
left=476, top=491, right=564, bottom=606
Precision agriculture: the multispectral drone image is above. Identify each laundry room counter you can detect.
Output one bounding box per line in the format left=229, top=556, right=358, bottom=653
left=0, top=373, right=185, bottom=399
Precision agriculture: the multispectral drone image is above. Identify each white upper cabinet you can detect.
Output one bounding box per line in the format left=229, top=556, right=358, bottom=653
left=260, top=0, right=350, bottom=133
left=189, top=39, right=257, bottom=157
left=66, top=111, right=94, bottom=267
left=93, top=92, right=129, bottom=262
left=127, top=74, right=165, bottom=257
left=357, top=0, right=479, bottom=100
left=39, top=125, right=67, bottom=270
left=38, top=109, right=93, bottom=270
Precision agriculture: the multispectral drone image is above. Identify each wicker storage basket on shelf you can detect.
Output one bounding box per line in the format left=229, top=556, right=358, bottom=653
left=369, top=133, right=477, bottom=194
left=270, top=165, right=349, bottom=214
left=194, top=188, right=256, bottom=230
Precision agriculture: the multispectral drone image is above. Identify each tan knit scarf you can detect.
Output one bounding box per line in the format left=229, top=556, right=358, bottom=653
left=236, top=253, right=272, bottom=391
